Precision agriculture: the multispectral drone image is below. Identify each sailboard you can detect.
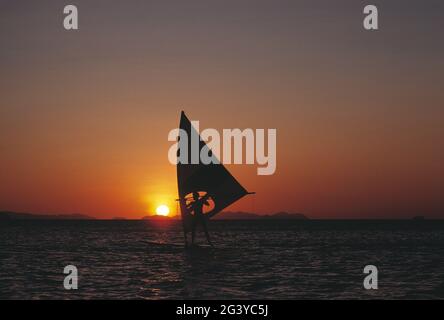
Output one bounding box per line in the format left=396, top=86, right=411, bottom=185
left=176, top=111, right=254, bottom=245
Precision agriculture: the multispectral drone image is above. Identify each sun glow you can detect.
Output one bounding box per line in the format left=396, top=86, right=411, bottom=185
left=156, top=204, right=170, bottom=216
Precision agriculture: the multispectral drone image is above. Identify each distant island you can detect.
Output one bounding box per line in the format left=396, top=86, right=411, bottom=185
left=142, top=211, right=309, bottom=220
left=0, top=211, right=95, bottom=220
left=215, top=211, right=309, bottom=220
left=141, top=214, right=175, bottom=220
left=1, top=210, right=308, bottom=221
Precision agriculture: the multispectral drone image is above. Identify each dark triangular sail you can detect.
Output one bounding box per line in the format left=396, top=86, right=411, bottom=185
left=177, top=111, right=249, bottom=233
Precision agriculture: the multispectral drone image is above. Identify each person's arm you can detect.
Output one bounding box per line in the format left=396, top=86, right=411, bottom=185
left=188, top=202, right=196, bottom=214
left=202, top=193, right=210, bottom=205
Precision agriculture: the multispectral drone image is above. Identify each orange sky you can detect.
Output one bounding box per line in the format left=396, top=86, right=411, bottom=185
left=1, top=1, right=443, bottom=218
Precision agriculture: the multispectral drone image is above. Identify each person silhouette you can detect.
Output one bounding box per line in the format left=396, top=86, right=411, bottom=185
left=187, top=191, right=213, bottom=247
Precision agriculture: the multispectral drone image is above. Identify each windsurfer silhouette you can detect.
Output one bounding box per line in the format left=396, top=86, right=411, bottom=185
left=187, top=191, right=213, bottom=247
left=177, top=112, right=253, bottom=248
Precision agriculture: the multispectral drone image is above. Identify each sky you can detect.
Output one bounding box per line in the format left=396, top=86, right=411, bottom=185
left=0, top=0, right=443, bottom=219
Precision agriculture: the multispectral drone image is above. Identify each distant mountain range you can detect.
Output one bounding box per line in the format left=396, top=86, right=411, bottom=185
left=215, top=211, right=309, bottom=220
left=0, top=211, right=95, bottom=220
left=142, top=211, right=309, bottom=220
left=141, top=214, right=173, bottom=220
left=1, top=211, right=308, bottom=220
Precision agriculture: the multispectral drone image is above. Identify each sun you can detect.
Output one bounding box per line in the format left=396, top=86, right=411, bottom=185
left=156, top=204, right=170, bottom=216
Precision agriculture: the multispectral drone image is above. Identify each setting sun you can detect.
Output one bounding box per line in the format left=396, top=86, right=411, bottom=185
left=156, top=204, right=170, bottom=216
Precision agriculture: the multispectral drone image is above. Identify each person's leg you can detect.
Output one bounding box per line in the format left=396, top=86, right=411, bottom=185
left=183, top=230, right=188, bottom=247
left=202, top=218, right=213, bottom=246
left=191, top=217, right=197, bottom=244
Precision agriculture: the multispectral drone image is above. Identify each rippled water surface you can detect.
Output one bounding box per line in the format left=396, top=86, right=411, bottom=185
left=1, top=220, right=444, bottom=299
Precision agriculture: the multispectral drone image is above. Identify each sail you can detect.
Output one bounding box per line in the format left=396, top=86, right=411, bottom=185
left=177, top=111, right=249, bottom=233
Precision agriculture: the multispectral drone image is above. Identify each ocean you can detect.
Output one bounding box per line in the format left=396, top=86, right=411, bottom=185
left=1, top=220, right=444, bottom=299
